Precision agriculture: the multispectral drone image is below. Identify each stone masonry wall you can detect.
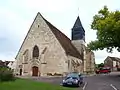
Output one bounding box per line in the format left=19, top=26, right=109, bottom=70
left=15, top=13, right=68, bottom=76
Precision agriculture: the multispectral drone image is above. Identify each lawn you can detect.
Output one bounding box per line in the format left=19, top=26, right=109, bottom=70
left=0, top=78, right=76, bottom=90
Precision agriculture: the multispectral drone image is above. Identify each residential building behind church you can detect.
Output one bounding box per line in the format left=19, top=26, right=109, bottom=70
left=104, top=56, right=120, bottom=71
left=14, top=12, right=95, bottom=76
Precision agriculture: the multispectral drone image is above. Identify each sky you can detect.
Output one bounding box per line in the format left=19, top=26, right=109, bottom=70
left=0, top=0, right=120, bottom=64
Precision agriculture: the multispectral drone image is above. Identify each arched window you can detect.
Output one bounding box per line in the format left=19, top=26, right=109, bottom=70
left=23, top=49, right=29, bottom=63
left=33, top=45, right=39, bottom=58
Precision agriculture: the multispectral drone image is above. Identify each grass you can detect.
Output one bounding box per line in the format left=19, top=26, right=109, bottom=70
left=0, top=78, right=76, bottom=90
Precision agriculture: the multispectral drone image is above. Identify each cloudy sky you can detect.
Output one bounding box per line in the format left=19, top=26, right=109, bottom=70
left=0, top=0, right=120, bottom=64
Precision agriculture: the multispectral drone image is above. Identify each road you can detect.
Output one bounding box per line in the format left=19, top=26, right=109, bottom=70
left=29, top=72, right=120, bottom=90
left=83, top=72, right=120, bottom=90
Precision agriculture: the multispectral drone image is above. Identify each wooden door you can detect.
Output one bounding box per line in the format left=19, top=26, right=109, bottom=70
left=32, top=66, right=38, bottom=76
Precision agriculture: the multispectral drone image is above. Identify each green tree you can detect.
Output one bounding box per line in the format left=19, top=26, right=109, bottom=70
left=87, top=6, right=120, bottom=52
left=98, top=63, right=104, bottom=68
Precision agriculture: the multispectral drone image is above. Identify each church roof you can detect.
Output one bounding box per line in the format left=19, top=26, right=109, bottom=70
left=106, top=56, right=120, bottom=62
left=42, top=14, right=82, bottom=59
left=72, top=16, right=85, bottom=41
left=72, top=16, right=85, bottom=31
left=15, top=12, right=82, bottom=60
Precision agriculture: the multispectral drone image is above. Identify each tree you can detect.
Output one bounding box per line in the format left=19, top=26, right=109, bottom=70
left=87, top=6, right=120, bottom=52
left=95, top=63, right=104, bottom=69
left=98, top=63, right=104, bottom=68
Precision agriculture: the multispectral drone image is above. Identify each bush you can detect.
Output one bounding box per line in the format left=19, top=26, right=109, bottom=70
left=0, top=67, right=15, bottom=82
left=47, top=73, right=53, bottom=76
left=54, top=73, right=63, bottom=76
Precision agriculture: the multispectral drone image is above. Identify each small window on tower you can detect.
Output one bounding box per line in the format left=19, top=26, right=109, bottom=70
left=38, top=25, right=39, bottom=28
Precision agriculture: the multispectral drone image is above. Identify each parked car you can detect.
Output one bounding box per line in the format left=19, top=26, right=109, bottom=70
left=100, top=67, right=111, bottom=74
left=95, top=69, right=100, bottom=74
left=96, top=67, right=111, bottom=74
left=62, top=72, right=83, bottom=87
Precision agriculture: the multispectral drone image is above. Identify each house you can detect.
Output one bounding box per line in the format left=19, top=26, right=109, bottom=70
left=0, top=60, right=5, bottom=67
left=104, top=56, right=120, bottom=71
left=14, top=12, right=95, bottom=76
left=0, top=60, right=14, bottom=68
left=7, top=61, right=14, bottom=69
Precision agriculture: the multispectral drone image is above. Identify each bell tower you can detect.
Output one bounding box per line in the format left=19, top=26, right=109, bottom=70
left=71, top=16, right=86, bottom=73
left=72, top=16, right=85, bottom=44
left=71, top=16, right=85, bottom=54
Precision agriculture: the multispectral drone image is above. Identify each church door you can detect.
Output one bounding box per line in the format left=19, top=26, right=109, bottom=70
left=20, top=69, right=22, bottom=76
left=32, top=66, right=38, bottom=76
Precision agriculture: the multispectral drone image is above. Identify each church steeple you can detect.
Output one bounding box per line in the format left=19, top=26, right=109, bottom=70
left=72, top=16, right=85, bottom=41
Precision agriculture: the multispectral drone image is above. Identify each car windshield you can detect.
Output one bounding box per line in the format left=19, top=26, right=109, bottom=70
left=66, top=73, right=79, bottom=78
left=100, top=67, right=110, bottom=70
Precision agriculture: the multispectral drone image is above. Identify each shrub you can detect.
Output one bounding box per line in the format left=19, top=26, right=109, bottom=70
left=47, top=73, right=53, bottom=76
left=54, top=73, right=63, bottom=76
left=0, top=67, right=15, bottom=82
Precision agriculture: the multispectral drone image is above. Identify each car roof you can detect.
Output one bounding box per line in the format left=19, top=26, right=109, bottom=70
left=67, top=73, right=79, bottom=77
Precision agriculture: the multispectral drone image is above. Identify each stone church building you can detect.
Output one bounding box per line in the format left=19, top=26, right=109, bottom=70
left=15, top=12, right=95, bottom=76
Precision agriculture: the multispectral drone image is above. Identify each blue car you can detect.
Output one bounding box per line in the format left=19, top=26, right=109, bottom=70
left=62, top=73, right=83, bottom=87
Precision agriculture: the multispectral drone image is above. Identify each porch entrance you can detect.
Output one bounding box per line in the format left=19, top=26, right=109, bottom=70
left=32, top=66, right=39, bottom=76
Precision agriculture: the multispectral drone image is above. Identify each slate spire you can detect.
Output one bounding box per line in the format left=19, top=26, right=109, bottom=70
left=72, top=16, right=85, bottom=41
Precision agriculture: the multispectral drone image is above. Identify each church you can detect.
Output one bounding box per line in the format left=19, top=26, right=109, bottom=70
left=14, top=12, right=95, bottom=76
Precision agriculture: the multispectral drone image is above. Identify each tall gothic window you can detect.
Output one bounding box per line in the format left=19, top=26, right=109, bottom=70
left=23, top=49, right=29, bottom=63
left=68, top=60, right=70, bottom=68
left=33, top=45, right=39, bottom=58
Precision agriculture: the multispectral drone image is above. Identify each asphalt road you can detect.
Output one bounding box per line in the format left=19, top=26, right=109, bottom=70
left=30, top=72, right=120, bottom=90
left=83, top=72, right=120, bottom=90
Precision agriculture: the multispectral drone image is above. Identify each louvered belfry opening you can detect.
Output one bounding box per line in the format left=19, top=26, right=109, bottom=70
left=33, top=45, right=39, bottom=58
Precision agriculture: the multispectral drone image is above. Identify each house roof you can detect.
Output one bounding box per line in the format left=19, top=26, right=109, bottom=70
left=107, top=56, right=120, bottom=62
left=0, top=60, right=3, bottom=65
left=0, top=60, right=6, bottom=67
left=42, top=14, right=82, bottom=59
left=4, top=61, right=14, bottom=65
